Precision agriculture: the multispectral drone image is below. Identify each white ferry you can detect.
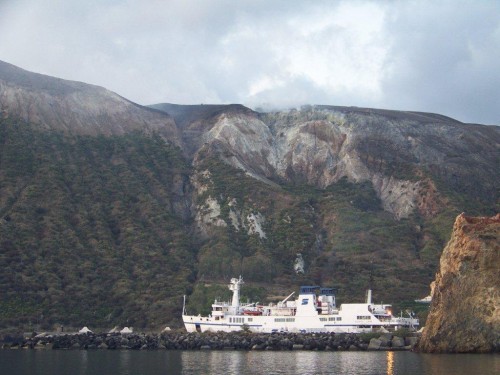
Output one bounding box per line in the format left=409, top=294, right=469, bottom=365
left=182, top=277, right=419, bottom=333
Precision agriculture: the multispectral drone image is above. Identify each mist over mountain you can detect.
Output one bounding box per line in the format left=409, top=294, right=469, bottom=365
left=0, top=60, right=498, bottom=329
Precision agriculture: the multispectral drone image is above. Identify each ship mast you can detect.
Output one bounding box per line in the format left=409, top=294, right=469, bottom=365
left=366, top=261, right=373, bottom=305
left=229, top=276, right=244, bottom=314
left=366, top=289, right=372, bottom=305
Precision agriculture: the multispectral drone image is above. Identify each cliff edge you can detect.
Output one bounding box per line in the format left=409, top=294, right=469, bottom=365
left=418, top=213, right=500, bottom=353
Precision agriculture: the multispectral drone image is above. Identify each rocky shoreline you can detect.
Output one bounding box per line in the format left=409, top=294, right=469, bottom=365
left=1, top=331, right=419, bottom=351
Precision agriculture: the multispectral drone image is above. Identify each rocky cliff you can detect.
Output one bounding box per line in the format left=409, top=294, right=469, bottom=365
left=418, top=213, right=500, bottom=353
left=152, top=103, right=498, bottom=220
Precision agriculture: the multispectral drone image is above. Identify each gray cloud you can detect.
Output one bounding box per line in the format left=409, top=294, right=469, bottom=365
left=0, top=0, right=498, bottom=124
left=381, top=1, right=500, bottom=124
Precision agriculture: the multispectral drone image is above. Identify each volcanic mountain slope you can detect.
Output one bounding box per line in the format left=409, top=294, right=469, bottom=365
left=151, top=101, right=498, bottom=317
left=152, top=102, right=498, bottom=220
left=0, top=61, right=192, bottom=329
left=0, top=60, right=498, bottom=330
left=0, top=60, right=179, bottom=141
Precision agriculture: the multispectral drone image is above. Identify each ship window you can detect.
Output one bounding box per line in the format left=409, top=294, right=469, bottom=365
left=357, top=316, right=371, bottom=320
left=337, top=317, right=342, bottom=321
left=320, top=318, right=327, bottom=322
left=248, top=318, right=253, bottom=322
left=273, top=317, right=296, bottom=323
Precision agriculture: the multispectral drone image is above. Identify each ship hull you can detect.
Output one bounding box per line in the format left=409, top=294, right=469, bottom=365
left=183, top=310, right=416, bottom=334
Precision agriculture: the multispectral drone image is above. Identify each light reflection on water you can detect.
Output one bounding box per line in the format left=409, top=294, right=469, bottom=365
left=181, top=350, right=499, bottom=375
left=0, top=350, right=498, bottom=375
left=387, top=350, right=394, bottom=375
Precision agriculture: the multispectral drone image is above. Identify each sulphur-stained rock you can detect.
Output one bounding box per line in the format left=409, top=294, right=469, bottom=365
left=418, top=213, right=500, bottom=353
left=152, top=101, right=499, bottom=221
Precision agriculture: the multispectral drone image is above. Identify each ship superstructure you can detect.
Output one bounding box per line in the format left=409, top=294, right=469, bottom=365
left=182, top=277, right=418, bottom=333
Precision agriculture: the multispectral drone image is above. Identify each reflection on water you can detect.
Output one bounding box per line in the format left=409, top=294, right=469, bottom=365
left=79, top=351, right=88, bottom=374
left=119, top=350, right=131, bottom=374
left=387, top=350, right=394, bottom=375
left=420, top=353, right=500, bottom=375
left=182, top=351, right=423, bottom=375
left=0, top=350, right=499, bottom=375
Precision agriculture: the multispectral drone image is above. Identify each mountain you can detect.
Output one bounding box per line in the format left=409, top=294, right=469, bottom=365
left=0, top=60, right=179, bottom=141
left=0, top=60, right=498, bottom=330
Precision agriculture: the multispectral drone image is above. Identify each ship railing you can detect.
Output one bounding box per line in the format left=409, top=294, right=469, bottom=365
left=395, top=317, right=419, bottom=324
left=376, top=316, right=392, bottom=322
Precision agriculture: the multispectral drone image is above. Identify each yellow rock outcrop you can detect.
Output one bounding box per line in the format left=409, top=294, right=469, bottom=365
left=418, top=213, right=500, bottom=352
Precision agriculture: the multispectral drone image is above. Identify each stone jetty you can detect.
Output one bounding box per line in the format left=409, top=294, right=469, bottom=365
left=1, top=331, right=419, bottom=351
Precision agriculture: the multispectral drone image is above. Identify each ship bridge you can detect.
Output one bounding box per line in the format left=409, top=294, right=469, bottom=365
left=299, top=286, right=320, bottom=294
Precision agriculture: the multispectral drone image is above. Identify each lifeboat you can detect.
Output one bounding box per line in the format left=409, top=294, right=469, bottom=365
left=243, top=310, right=262, bottom=316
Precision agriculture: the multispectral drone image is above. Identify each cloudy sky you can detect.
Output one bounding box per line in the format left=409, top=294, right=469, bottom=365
left=0, top=0, right=499, bottom=124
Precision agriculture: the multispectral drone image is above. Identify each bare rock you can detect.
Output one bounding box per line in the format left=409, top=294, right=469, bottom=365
left=367, top=338, right=382, bottom=350
left=404, top=336, right=419, bottom=348
left=418, top=214, right=500, bottom=353
left=392, top=336, right=405, bottom=348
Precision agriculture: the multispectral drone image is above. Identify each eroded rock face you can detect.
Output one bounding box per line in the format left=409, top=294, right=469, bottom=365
left=183, top=106, right=497, bottom=220
left=418, top=213, right=500, bottom=353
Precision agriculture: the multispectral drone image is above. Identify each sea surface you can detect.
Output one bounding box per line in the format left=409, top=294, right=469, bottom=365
left=1, top=350, right=499, bottom=375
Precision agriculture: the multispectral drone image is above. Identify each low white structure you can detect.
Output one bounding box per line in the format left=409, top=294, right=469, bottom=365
left=415, top=295, right=432, bottom=303
left=78, top=326, right=93, bottom=334
left=120, top=327, right=133, bottom=334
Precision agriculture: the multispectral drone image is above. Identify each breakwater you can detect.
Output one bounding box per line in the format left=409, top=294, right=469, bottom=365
left=2, top=331, right=419, bottom=351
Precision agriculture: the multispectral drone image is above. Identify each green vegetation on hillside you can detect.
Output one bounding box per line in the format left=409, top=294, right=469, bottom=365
left=190, top=156, right=439, bottom=305
left=1, top=113, right=495, bottom=331
left=0, top=118, right=195, bottom=330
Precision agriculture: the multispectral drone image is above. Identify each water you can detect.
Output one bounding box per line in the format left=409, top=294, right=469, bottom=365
left=1, top=350, right=498, bottom=375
